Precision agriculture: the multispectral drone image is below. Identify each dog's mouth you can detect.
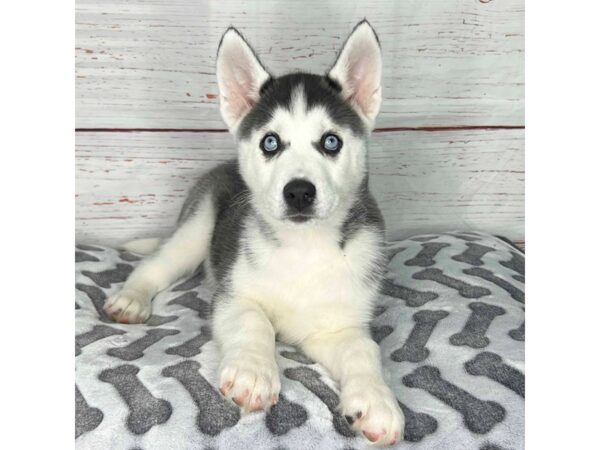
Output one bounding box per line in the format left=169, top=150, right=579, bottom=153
left=286, top=212, right=314, bottom=223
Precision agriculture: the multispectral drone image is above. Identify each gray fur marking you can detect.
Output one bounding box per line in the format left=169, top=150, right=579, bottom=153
left=165, top=325, right=212, bottom=357
left=107, top=328, right=180, bottom=361
left=413, top=268, right=491, bottom=298
left=81, top=263, right=134, bottom=289
left=397, top=400, right=438, bottom=442
left=75, top=385, right=104, bottom=438
left=451, top=243, right=496, bottom=266
left=238, top=73, right=365, bottom=141
left=339, top=181, right=385, bottom=251
left=380, top=278, right=439, bottom=307
left=98, top=364, right=172, bottom=434
left=465, top=352, right=525, bottom=398
left=402, top=365, right=505, bottom=434
left=450, top=302, right=506, bottom=348
left=167, top=291, right=211, bottom=319
left=463, top=267, right=524, bottom=303
left=391, top=310, right=449, bottom=362
left=265, top=394, right=309, bottom=436
left=284, top=366, right=355, bottom=437
left=405, top=242, right=450, bottom=267
left=162, top=360, right=240, bottom=436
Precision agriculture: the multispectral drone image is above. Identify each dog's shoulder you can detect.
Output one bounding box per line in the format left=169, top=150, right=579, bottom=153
left=178, top=159, right=247, bottom=223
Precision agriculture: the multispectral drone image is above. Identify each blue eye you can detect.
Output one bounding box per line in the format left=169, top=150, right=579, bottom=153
left=261, top=134, right=280, bottom=153
left=322, top=133, right=342, bottom=152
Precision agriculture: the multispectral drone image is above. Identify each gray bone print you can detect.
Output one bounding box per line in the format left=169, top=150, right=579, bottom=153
left=165, top=326, right=212, bottom=357
left=76, top=244, right=104, bottom=252
left=513, top=274, right=525, bottom=283
left=499, top=250, right=525, bottom=276
left=75, top=232, right=524, bottom=447
left=81, top=263, right=133, bottom=288
left=162, top=360, right=240, bottom=436
left=265, top=394, right=309, bottom=435
left=405, top=243, right=450, bottom=267
left=98, top=365, right=172, bottom=434
left=75, top=385, right=104, bottom=438
left=450, top=302, right=506, bottom=348
left=145, top=314, right=179, bottom=327
left=413, top=268, right=491, bottom=298
left=171, top=268, right=205, bottom=291
left=397, top=401, right=438, bottom=442
left=75, top=283, right=111, bottom=322
left=118, top=251, right=141, bottom=262
left=76, top=251, right=100, bottom=263
left=284, top=366, right=355, bottom=437
left=168, top=291, right=211, bottom=318
left=509, top=320, right=525, bottom=341
left=380, top=278, right=439, bottom=307
left=465, top=352, right=525, bottom=397
left=391, top=310, right=449, bottom=363
left=451, top=243, right=496, bottom=266
left=463, top=267, right=524, bottom=303
left=280, top=350, right=315, bottom=365
left=402, top=365, right=505, bottom=434
left=370, top=325, right=394, bottom=344
left=411, top=235, right=440, bottom=242
left=446, top=232, right=482, bottom=242
left=76, top=324, right=126, bottom=356
left=107, top=328, right=180, bottom=361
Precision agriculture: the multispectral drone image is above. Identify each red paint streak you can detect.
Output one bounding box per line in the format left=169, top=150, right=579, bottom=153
left=206, top=93, right=218, bottom=99
left=93, top=202, right=114, bottom=206
left=118, top=197, right=140, bottom=204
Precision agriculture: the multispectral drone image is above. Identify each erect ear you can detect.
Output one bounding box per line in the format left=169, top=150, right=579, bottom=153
left=328, top=20, right=382, bottom=129
left=216, top=28, right=271, bottom=131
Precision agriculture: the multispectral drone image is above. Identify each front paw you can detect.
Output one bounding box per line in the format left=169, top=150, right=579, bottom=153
left=218, top=353, right=280, bottom=412
left=104, top=289, right=151, bottom=324
left=341, top=380, right=405, bottom=446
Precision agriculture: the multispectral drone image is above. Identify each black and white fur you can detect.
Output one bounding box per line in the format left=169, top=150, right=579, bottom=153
left=104, top=21, right=405, bottom=445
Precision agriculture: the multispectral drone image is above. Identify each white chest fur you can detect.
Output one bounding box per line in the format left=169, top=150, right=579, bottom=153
left=228, top=221, right=382, bottom=344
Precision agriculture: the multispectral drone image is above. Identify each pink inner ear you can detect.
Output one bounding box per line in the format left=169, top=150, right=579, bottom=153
left=345, top=45, right=379, bottom=117
left=223, top=67, right=257, bottom=118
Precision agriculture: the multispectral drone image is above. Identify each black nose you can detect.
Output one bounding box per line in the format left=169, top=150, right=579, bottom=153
left=283, top=179, right=316, bottom=212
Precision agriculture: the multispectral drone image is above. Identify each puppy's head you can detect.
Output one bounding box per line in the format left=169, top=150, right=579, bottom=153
left=216, top=21, right=382, bottom=225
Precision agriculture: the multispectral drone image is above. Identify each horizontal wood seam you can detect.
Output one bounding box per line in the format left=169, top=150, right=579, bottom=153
left=75, top=125, right=525, bottom=134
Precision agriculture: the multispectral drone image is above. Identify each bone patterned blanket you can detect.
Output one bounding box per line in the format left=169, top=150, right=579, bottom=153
left=75, top=231, right=524, bottom=450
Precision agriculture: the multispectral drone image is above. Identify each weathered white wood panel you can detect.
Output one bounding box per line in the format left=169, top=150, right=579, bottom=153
left=75, top=0, right=524, bottom=129
left=75, top=129, right=524, bottom=246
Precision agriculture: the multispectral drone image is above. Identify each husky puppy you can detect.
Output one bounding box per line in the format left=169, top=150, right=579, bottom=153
left=104, top=20, right=405, bottom=445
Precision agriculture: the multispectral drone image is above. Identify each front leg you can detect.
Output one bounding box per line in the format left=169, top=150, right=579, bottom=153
left=301, top=328, right=405, bottom=446
left=213, top=298, right=280, bottom=412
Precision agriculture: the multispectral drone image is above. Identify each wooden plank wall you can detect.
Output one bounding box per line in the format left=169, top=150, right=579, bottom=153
left=75, top=0, right=524, bottom=247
